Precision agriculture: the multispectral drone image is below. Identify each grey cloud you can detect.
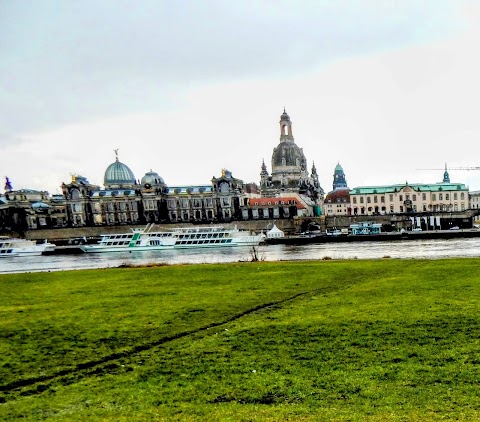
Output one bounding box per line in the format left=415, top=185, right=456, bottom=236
left=0, top=0, right=462, bottom=146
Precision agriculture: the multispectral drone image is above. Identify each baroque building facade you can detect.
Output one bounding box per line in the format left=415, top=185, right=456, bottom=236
left=349, top=180, right=468, bottom=216
left=259, top=109, right=324, bottom=216
left=60, top=154, right=251, bottom=227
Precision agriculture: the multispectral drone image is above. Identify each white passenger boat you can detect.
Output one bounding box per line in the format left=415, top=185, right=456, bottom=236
left=0, top=237, right=56, bottom=257
left=79, top=225, right=266, bottom=253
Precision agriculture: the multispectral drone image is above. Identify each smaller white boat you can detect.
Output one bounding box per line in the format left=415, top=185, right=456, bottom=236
left=80, top=224, right=266, bottom=253
left=0, top=237, right=56, bottom=257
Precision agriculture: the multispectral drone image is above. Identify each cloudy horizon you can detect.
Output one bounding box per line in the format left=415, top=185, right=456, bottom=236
left=2, top=0, right=480, bottom=194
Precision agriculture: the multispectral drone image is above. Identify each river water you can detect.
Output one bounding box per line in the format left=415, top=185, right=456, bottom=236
left=1, top=237, right=480, bottom=274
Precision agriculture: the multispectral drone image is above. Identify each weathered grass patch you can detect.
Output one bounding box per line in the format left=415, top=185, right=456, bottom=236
left=1, top=259, right=480, bottom=420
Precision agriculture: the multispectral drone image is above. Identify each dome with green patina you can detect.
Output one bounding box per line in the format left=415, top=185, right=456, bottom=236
left=104, top=157, right=136, bottom=187
left=141, top=170, right=165, bottom=187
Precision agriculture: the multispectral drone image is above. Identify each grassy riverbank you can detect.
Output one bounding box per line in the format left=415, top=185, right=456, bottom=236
left=1, top=259, right=480, bottom=420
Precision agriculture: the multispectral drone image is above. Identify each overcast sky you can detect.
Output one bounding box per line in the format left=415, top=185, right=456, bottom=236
left=2, top=0, right=480, bottom=195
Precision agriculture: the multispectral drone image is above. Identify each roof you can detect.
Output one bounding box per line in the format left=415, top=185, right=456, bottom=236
left=141, top=171, right=165, bottom=186
left=31, top=202, right=50, bottom=209
left=325, top=189, right=350, bottom=203
left=350, top=182, right=469, bottom=195
left=91, top=189, right=138, bottom=198
left=247, top=197, right=305, bottom=209
left=12, top=189, right=47, bottom=194
left=165, top=186, right=213, bottom=195
left=104, top=159, right=136, bottom=186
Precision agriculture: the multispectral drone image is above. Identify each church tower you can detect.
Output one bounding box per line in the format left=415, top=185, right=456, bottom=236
left=332, top=163, right=348, bottom=190
left=270, top=109, right=309, bottom=189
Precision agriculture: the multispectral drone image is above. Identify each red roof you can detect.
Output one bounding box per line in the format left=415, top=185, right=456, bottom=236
left=247, top=197, right=305, bottom=209
left=324, top=189, right=350, bottom=203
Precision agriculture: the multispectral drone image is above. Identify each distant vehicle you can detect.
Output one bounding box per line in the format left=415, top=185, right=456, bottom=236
left=449, top=226, right=460, bottom=230
left=412, top=228, right=423, bottom=232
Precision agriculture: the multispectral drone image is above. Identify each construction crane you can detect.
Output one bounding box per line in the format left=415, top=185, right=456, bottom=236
left=417, top=163, right=480, bottom=171
left=419, top=167, right=480, bottom=171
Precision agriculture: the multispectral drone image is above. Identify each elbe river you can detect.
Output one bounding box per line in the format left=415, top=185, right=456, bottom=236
left=1, top=237, right=480, bottom=274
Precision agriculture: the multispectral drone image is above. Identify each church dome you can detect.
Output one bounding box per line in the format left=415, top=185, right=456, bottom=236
left=141, top=170, right=165, bottom=187
left=272, top=142, right=306, bottom=168
left=104, top=157, right=136, bottom=187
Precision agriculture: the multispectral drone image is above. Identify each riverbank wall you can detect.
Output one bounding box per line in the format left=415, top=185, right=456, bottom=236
left=24, top=219, right=300, bottom=241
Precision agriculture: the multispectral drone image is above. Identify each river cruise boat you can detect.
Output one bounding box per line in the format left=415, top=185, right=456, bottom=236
left=0, top=237, right=55, bottom=257
left=80, top=225, right=266, bottom=253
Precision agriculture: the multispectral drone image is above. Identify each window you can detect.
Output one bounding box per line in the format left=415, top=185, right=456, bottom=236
left=461, top=193, right=465, bottom=200
left=373, top=196, right=378, bottom=203
left=400, top=206, right=404, bottom=212
left=445, top=194, right=449, bottom=200
left=399, top=195, right=403, bottom=201
left=412, top=194, right=416, bottom=201
left=454, top=193, right=458, bottom=200
left=381, top=196, right=385, bottom=203
left=352, top=197, right=357, bottom=204
left=360, top=197, right=364, bottom=204
left=389, top=194, right=394, bottom=201
left=432, top=194, right=436, bottom=201
left=367, top=197, right=371, bottom=203
left=439, top=193, right=443, bottom=200
left=422, top=193, right=426, bottom=200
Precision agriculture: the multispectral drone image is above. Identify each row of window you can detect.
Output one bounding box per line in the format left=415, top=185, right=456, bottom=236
left=252, top=200, right=296, bottom=206
left=352, top=203, right=466, bottom=215
left=352, top=192, right=466, bottom=204
left=167, top=198, right=223, bottom=209
left=176, top=239, right=233, bottom=245
left=169, top=209, right=223, bottom=222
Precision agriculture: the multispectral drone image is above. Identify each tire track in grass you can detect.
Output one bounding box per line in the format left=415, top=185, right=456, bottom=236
left=1, top=287, right=329, bottom=400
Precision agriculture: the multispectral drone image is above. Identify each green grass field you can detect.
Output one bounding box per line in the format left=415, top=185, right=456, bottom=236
left=1, top=258, right=480, bottom=421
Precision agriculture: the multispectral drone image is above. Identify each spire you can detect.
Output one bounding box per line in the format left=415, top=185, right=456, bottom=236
left=114, top=148, right=119, bottom=162
left=443, top=162, right=450, bottom=183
